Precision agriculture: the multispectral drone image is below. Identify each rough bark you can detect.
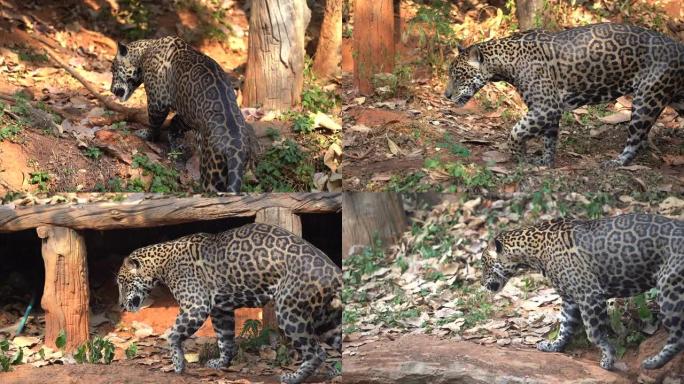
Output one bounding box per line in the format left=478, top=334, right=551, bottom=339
left=255, top=207, right=302, bottom=330
left=353, top=0, right=395, bottom=95
left=516, top=0, right=550, bottom=31
left=243, top=0, right=311, bottom=111
left=37, top=226, right=90, bottom=351
left=342, top=192, right=407, bottom=258
left=0, top=193, right=341, bottom=232
left=312, top=0, right=342, bottom=80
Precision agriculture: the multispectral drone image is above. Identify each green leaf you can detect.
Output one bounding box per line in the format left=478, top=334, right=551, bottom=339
left=74, top=344, right=87, bottom=364
left=102, top=340, right=115, bottom=364
left=0, top=354, right=10, bottom=372
left=38, top=347, right=45, bottom=360
left=11, top=348, right=23, bottom=365
left=125, top=342, right=138, bottom=359
left=0, top=340, right=9, bottom=352
left=55, top=330, right=66, bottom=349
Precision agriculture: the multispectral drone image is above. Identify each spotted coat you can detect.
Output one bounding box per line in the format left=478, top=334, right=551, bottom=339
left=446, top=23, right=684, bottom=167
left=110, top=36, right=249, bottom=192
left=116, top=223, right=342, bottom=384
left=481, top=213, right=684, bottom=370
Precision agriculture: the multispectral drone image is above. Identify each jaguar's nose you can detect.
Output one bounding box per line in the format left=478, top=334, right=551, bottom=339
left=113, top=87, right=125, bottom=98
left=444, top=89, right=452, bottom=99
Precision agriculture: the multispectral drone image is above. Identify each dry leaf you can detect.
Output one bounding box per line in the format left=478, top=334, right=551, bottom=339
left=387, top=137, right=401, bottom=155
left=481, top=150, right=510, bottom=163
left=599, top=110, right=631, bottom=124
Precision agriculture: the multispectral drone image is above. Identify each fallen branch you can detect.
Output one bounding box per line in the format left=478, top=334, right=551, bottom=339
left=28, top=33, right=149, bottom=126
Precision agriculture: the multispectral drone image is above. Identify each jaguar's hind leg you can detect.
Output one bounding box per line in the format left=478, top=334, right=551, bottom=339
left=605, top=87, right=667, bottom=166
left=169, top=306, right=209, bottom=373
left=168, top=114, right=192, bottom=165
left=643, top=264, right=684, bottom=369
left=199, top=138, right=246, bottom=193
left=538, top=298, right=580, bottom=352
left=206, top=305, right=236, bottom=369
left=579, top=297, right=616, bottom=370
left=315, top=308, right=342, bottom=379
left=276, top=297, right=325, bottom=384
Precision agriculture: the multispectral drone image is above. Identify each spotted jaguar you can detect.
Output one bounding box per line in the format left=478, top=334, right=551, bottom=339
left=446, top=23, right=684, bottom=167
left=116, top=223, right=343, bottom=384
left=481, top=213, right=684, bottom=370
left=110, top=36, right=251, bottom=192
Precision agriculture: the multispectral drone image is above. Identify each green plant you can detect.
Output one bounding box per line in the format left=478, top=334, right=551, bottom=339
left=238, top=320, right=272, bottom=352
left=29, top=171, right=50, bottom=192
left=291, top=112, right=315, bottom=134
left=343, top=235, right=386, bottom=287
left=436, top=134, right=471, bottom=157
left=84, top=146, right=103, bottom=160
left=125, top=342, right=138, bottom=359
left=56, top=330, right=67, bottom=349
left=118, top=0, right=150, bottom=39
left=0, top=124, right=21, bottom=141
left=74, top=336, right=116, bottom=364
left=252, top=139, right=314, bottom=192
left=388, top=171, right=433, bottom=192
left=584, top=193, right=613, bottom=219
left=132, top=154, right=180, bottom=193
left=408, top=0, right=458, bottom=73
left=18, top=49, right=48, bottom=63
left=0, top=339, right=23, bottom=372
left=301, top=86, right=337, bottom=114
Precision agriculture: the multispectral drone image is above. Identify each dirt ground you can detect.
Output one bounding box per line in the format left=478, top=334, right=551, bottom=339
left=341, top=1, right=684, bottom=195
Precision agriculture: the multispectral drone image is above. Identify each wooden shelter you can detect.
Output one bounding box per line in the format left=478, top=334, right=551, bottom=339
left=0, top=193, right=341, bottom=351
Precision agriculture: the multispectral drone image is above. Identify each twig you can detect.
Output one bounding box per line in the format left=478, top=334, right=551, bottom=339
left=28, top=33, right=149, bottom=126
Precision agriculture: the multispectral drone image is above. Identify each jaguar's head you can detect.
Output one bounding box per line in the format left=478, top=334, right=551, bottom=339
left=480, top=234, right=530, bottom=293
left=110, top=42, right=144, bottom=102
left=116, top=248, right=159, bottom=312
left=445, top=45, right=489, bottom=107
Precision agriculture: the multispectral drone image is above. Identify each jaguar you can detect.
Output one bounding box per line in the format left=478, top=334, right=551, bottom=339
left=116, top=223, right=343, bottom=384
left=110, top=36, right=250, bottom=192
left=481, top=213, right=684, bottom=370
left=446, top=23, right=684, bottom=166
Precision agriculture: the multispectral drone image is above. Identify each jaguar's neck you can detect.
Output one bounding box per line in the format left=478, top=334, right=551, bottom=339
left=477, top=38, right=528, bottom=86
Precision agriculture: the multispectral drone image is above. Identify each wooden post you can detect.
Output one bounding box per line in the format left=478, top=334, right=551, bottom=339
left=242, top=0, right=311, bottom=111
left=312, top=0, right=342, bottom=80
left=353, top=0, right=395, bottom=95
left=36, top=226, right=90, bottom=351
left=342, top=192, right=407, bottom=258
left=255, top=207, right=302, bottom=330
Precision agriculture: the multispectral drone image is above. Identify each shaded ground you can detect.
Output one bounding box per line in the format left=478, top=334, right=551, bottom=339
left=341, top=1, right=684, bottom=196
left=0, top=0, right=341, bottom=195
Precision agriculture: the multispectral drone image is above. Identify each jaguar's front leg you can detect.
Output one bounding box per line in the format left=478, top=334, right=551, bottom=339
left=169, top=306, right=209, bottom=373
left=511, top=106, right=562, bottom=166
left=538, top=298, right=580, bottom=352
left=146, top=104, right=169, bottom=142
left=206, top=305, right=236, bottom=369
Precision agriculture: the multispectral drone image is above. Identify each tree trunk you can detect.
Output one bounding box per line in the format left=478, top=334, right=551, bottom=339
left=243, top=0, right=311, bottom=111
left=312, top=0, right=342, bottom=80
left=254, top=207, right=302, bottom=331
left=353, top=0, right=395, bottom=95
left=342, top=192, right=407, bottom=258
left=516, top=0, right=549, bottom=31
left=37, top=226, right=90, bottom=351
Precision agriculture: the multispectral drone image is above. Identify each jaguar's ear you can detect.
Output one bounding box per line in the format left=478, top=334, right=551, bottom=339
left=117, top=42, right=128, bottom=57
left=467, top=45, right=483, bottom=68
left=456, top=44, right=466, bottom=56
left=124, top=257, right=140, bottom=272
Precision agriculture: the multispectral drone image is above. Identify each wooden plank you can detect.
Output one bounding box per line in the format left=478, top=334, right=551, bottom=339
left=37, top=225, right=90, bottom=351
left=0, top=193, right=340, bottom=232
left=255, top=207, right=302, bottom=331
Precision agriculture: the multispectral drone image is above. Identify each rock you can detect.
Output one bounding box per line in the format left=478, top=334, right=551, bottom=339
left=343, top=334, right=632, bottom=384
left=636, top=329, right=684, bottom=383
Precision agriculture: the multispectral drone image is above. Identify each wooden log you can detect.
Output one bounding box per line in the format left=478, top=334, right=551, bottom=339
left=312, top=0, right=342, bottom=80
left=255, top=207, right=302, bottom=331
left=0, top=193, right=340, bottom=233
left=37, top=226, right=90, bottom=351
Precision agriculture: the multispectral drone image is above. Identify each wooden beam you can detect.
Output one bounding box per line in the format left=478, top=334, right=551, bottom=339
left=37, top=225, right=90, bottom=351
left=0, top=193, right=340, bottom=233
left=255, top=207, right=302, bottom=331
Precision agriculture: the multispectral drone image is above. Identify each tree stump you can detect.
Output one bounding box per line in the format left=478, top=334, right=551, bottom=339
left=312, top=0, right=342, bottom=80
left=37, top=226, right=90, bottom=351
left=353, top=0, right=395, bottom=95
left=342, top=192, right=407, bottom=258
left=242, top=0, right=311, bottom=111
left=255, top=207, right=302, bottom=330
